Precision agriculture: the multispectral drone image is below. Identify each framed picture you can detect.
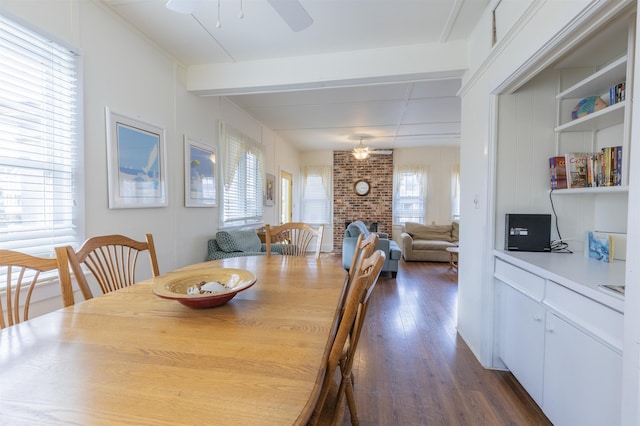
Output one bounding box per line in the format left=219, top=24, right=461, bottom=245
left=184, top=136, right=217, bottom=207
left=265, top=173, right=275, bottom=206
left=106, top=108, right=167, bottom=209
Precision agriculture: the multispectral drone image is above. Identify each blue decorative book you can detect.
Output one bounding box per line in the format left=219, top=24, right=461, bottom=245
left=586, top=231, right=614, bottom=263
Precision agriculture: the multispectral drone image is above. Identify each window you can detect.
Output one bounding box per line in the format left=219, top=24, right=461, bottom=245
left=451, top=164, right=460, bottom=220
left=0, top=14, right=81, bottom=258
left=301, top=166, right=331, bottom=224
left=219, top=122, right=264, bottom=228
left=393, top=165, right=427, bottom=225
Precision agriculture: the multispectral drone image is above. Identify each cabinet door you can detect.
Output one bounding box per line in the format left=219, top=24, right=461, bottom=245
left=543, top=312, right=622, bottom=426
left=497, top=281, right=545, bottom=405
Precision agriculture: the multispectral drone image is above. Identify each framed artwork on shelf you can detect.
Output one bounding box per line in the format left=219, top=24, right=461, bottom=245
left=184, top=136, right=217, bottom=207
left=106, top=107, right=167, bottom=209
left=265, top=173, right=275, bottom=206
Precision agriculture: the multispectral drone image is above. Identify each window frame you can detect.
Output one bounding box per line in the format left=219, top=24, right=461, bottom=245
left=393, top=165, right=427, bottom=225
left=218, top=122, right=265, bottom=229
left=301, top=165, right=332, bottom=225
left=0, top=13, right=84, bottom=261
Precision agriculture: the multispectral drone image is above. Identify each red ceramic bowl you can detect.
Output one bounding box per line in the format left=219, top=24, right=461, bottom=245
left=152, top=268, right=256, bottom=309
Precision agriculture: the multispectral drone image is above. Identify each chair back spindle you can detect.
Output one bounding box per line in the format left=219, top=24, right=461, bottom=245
left=65, top=233, right=160, bottom=299
left=265, top=223, right=324, bottom=259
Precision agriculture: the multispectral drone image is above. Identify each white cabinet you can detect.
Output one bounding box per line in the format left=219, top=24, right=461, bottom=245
left=543, top=312, right=622, bottom=426
left=497, top=282, right=545, bottom=405
left=494, top=257, right=623, bottom=425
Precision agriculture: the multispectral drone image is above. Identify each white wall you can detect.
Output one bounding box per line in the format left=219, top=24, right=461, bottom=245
left=462, top=0, right=640, bottom=423
left=2, top=0, right=300, bottom=307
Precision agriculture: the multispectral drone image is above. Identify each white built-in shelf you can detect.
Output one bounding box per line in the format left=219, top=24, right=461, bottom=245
left=549, top=185, right=628, bottom=195
left=554, top=101, right=625, bottom=132
left=556, top=55, right=627, bottom=100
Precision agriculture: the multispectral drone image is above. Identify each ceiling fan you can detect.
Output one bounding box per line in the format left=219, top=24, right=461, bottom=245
left=165, top=0, right=313, bottom=32
left=352, top=136, right=392, bottom=160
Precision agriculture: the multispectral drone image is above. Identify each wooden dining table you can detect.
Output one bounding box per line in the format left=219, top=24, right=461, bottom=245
left=0, top=255, right=347, bottom=425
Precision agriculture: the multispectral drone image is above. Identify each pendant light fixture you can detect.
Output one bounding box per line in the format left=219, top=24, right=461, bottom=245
left=352, top=137, right=371, bottom=160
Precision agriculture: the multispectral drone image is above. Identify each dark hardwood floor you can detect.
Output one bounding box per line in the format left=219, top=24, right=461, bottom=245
left=331, top=257, right=552, bottom=425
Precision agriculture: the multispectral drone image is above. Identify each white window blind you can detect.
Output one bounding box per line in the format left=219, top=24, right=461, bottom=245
left=219, top=122, right=264, bottom=227
left=301, top=165, right=331, bottom=224
left=393, top=165, right=427, bottom=225
left=0, top=14, right=80, bottom=257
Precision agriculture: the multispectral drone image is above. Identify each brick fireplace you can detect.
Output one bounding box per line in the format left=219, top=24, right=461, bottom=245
left=333, top=150, right=393, bottom=252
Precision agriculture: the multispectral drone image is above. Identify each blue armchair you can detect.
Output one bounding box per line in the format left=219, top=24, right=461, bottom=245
left=342, top=221, right=401, bottom=277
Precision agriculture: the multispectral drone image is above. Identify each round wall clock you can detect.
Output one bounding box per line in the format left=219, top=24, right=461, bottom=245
left=354, top=179, right=370, bottom=196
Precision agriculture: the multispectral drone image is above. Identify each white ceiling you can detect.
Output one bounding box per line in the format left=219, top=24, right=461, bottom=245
left=102, top=0, right=489, bottom=151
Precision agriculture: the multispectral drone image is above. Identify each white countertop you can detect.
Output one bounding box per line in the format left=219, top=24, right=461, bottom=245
left=494, top=250, right=625, bottom=313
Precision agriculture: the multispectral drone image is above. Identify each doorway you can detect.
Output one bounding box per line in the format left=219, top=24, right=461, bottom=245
left=280, top=171, right=292, bottom=224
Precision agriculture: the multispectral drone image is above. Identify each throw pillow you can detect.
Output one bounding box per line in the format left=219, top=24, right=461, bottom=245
left=216, top=230, right=261, bottom=253
left=208, top=238, right=221, bottom=252
left=215, top=231, right=238, bottom=252
left=233, top=230, right=261, bottom=253
left=452, top=221, right=459, bottom=241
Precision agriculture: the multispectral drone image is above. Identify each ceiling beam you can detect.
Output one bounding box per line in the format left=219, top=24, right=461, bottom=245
left=187, top=41, right=469, bottom=96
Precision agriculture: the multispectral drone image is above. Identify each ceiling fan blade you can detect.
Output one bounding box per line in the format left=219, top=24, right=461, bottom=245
left=371, top=150, right=393, bottom=155
left=267, top=0, right=313, bottom=32
left=165, top=0, right=201, bottom=14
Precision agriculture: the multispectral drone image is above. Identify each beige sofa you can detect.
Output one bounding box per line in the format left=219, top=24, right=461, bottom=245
left=401, top=222, right=459, bottom=262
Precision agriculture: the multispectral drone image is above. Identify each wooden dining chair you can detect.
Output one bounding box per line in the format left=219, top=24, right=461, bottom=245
left=310, top=249, right=386, bottom=426
left=340, top=232, right=379, bottom=314
left=265, top=222, right=324, bottom=259
left=339, top=249, right=386, bottom=425
left=347, top=233, right=379, bottom=283
left=65, top=233, right=160, bottom=299
left=0, top=247, right=74, bottom=329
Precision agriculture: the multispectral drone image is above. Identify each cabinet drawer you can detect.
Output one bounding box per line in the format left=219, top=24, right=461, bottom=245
left=497, top=282, right=545, bottom=405
left=543, top=312, right=622, bottom=426
left=544, top=281, right=623, bottom=351
left=494, top=259, right=545, bottom=301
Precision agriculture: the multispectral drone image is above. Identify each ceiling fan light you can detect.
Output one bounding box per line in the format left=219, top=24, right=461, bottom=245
left=352, top=137, right=371, bottom=160
left=353, top=147, right=370, bottom=160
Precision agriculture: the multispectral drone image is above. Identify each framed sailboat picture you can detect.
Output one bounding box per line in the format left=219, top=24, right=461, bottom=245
left=184, top=136, right=217, bottom=207
left=106, top=107, right=168, bottom=209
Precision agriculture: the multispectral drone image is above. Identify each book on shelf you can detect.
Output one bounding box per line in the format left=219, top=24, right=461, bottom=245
left=602, top=146, right=613, bottom=186
left=609, top=82, right=626, bottom=105
left=549, top=156, right=567, bottom=189
left=609, top=232, right=627, bottom=261
left=585, top=231, right=614, bottom=263
left=585, top=153, right=598, bottom=187
left=565, top=152, right=589, bottom=188
left=558, top=146, right=622, bottom=189
left=615, top=145, right=622, bottom=186
left=601, top=145, right=623, bottom=187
